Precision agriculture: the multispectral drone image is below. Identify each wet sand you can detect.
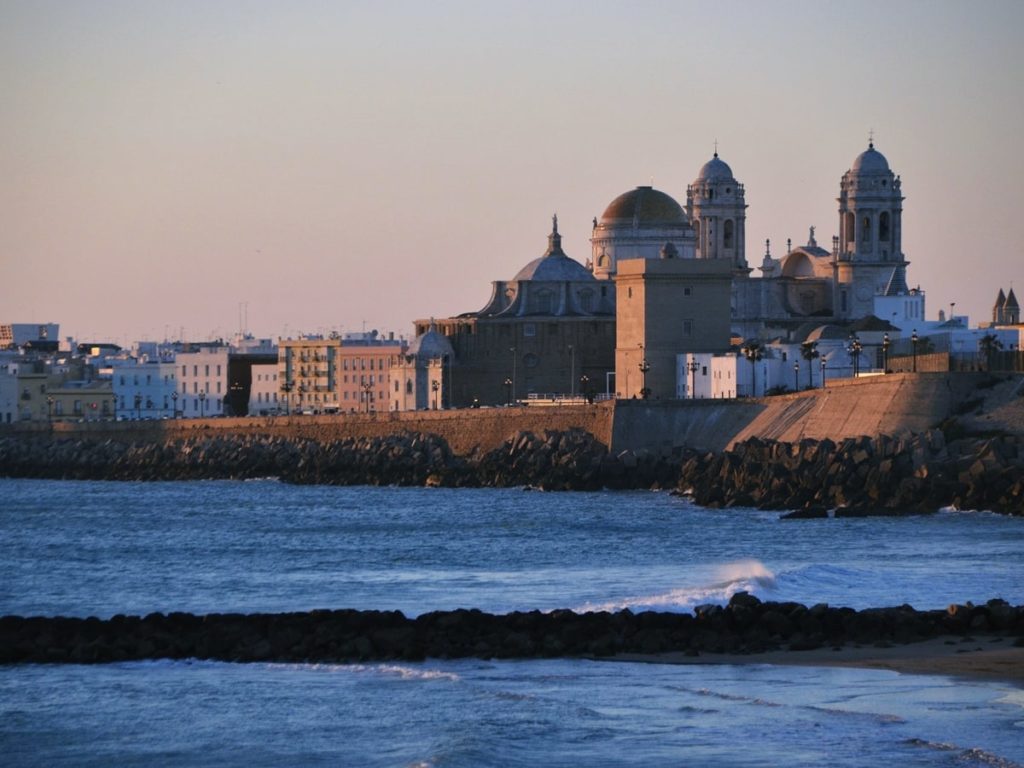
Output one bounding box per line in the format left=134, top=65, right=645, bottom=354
left=616, top=636, right=1024, bottom=685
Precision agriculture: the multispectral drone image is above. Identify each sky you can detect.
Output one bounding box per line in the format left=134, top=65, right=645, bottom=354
left=2, top=0, right=1022, bottom=345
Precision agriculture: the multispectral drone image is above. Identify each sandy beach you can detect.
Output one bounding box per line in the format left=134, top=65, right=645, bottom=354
left=616, top=635, right=1024, bottom=685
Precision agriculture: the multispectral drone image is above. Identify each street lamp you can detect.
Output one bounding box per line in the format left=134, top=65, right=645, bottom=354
left=820, top=359, right=827, bottom=389
left=579, top=374, right=591, bottom=404
left=793, top=361, right=800, bottom=392
left=431, top=380, right=440, bottom=410
left=638, top=344, right=651, bottom=399
left=282, top=381, right=292, bottom=416
left=46, top=395, right=54, bottom=425
left=504, top=377, right=513, bottom=406
left=509, top=346, right=516, bottom=404
left=198, top=391, right=206, bottom=419
left=847, top=334, right=863, bottom=377
left=882, top=332, right=891, bottom=374
left=911, top=329, right=919, bottom=373
left=568, top=344, right=575, bottom=397
left=361, top=381, right=373, bottom=413
left=686, top=357, right=699, bottom=399
left=171, top=390, right=178, bottom=419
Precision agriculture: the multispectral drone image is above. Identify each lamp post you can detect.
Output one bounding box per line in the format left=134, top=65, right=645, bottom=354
left=361, top=381, right=373, bottom=413
left=882, top=332, right=891, bottom=374
left=198, top=391, right=206, bottom=419
left=134, top=392, right=142, bottom=420
left=911, top=329, right=919, bottom=372
left=579, top=374, right=591, bottom=404
left=847, top=334, right=863, bottom=377
left=504, top=377, right=512, bottom=406
left=46, top=395, right=54, bottom=425
left=820, top=359, right=827, bottom=389
left=171, top=390, right=178, bottom=419
left=282, top=381, right=292, bottom=416
left=568, top=344, right=575, bottom=397
left=793, top=361, right=800, bottom=392
left=431, top=380, right=439, bottom=410
left=686, top=357, right=699, bottom=399
left=637, top=343, right=650, bottom=399
left=509, top=346, right=516, bottom=404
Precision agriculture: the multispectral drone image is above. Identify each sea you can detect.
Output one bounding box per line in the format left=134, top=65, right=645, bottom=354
left=1, top=478, right=1023, bottom=767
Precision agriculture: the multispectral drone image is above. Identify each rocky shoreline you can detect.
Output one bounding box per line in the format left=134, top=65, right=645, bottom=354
left=2, top=427, right=1023, bottom=515
left=2, top=595, right=1020, bottom=665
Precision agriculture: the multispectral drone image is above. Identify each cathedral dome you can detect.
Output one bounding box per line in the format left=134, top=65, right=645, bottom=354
left=514, top=253, right=592, bottom=282
left=850, top=144, right=890, bottom=174
left=407, top=325, right=454, bottom=360
left=696, top=154, right=734, bottom=181
left=600, top=186, right=687, bottom=226
left=513, top=215, right=594, bottom=282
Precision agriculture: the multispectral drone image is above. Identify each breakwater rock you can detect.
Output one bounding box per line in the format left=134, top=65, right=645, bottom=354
left=2, top=595, right=1020, bottom=665
left=0, top=429, right=676, bottom=491
left=678, top=431, right=1024, bottom=516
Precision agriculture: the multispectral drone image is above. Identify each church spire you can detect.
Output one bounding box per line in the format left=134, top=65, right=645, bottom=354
left=544, top=213, right=565, bottom=257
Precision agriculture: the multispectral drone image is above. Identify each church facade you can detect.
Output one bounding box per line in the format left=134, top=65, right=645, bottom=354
left=411, top=141, right=918, bottom=405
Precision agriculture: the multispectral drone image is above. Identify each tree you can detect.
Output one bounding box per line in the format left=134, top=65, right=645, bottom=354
left=741, top=340, right=765, bottom=396
left=800, top=340, right=820, bottom=389
left=979, top=333, right=1003, bottom=372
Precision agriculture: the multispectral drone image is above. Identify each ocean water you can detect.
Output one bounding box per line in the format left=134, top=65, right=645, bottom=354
left=1, top=478, right=1023, bottom=766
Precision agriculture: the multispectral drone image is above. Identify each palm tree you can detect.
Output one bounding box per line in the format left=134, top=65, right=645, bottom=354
left=979, top=333, right=1003, bottom=372
left=741, top=340, right=765, bottom=396
left=800, top=340, right=820, bottom=389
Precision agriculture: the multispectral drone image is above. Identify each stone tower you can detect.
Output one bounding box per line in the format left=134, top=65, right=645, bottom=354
left=834, top=141, right=908, bottom=319
left=686, top=152, right=748, bottom=273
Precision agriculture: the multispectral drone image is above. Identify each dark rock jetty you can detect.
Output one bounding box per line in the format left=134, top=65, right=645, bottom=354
left=1, top=427, right=1022, bottom=514
left=677, top=430, right=1024, bottom=516
left=2, top=596, right=1020, bottom=665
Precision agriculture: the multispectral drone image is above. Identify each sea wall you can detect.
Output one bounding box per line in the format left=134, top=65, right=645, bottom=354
left=2, top=595, right=1020, bottom=665
left=5, top=373, right=1020, bottom=458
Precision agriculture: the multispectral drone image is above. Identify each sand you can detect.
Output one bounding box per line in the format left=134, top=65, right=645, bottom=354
left=615, top=635, right=1024, bottom=685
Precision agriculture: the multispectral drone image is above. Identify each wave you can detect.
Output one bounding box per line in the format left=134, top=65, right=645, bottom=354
left=576, top=559, right=777, bottom=613
left=575, top=561, right=882, bottom=614
left=260, top=662, right=460, bottom=681
left=903, top=739, right=1023, bottom=768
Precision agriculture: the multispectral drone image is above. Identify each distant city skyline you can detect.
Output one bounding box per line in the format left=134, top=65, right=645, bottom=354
left=2, top=0, right=1021, bottom=343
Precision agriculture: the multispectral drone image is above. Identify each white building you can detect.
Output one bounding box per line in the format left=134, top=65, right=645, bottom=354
left=248, top=363, right=281, bottom=415
left=177, top=347, right=229, bottom=418
left=111, top=360, right=178, bottom=419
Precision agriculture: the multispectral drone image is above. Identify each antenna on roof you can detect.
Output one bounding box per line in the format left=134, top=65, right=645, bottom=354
left=868, top=127, right=875, bottom=149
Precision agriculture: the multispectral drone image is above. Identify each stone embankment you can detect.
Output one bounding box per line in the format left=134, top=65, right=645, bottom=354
left=2, top=595, right=1020, bottom=665
left=2, top=427, right=1022, bottom=513
left=0, top=429, right=677, bottom=491
left=677, top=430, right=1024, bottom=517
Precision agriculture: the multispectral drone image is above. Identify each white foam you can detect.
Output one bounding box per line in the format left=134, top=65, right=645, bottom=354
left=577, top=559, right=777, bottom=613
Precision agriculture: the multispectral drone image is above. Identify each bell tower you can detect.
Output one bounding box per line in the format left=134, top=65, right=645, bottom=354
left=835, top=140, right=909, bottom=318
left=686, top=148, right=749, bottom=274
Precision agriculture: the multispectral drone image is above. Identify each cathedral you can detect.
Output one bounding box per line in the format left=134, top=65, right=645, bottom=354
left=590, top=140, right=912, bottom=339
left=412, top=141, right=917, bottom=405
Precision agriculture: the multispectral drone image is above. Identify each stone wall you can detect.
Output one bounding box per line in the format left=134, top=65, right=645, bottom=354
left=4, top=372, right=1021, bottom=457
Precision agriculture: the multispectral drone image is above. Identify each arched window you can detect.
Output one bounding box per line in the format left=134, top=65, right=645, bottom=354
left=405, top=380, right=413, bottom=394
left=861, top=215, right=871, bottom=242
left=879, top=211, right=890, bottom=242
left=723, top=219, right=734, bottom=249
left=845, top=212, right=855, bottom=243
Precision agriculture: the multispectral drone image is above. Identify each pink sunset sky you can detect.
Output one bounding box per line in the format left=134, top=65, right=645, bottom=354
left=2, top=0, right=1021, bottom=344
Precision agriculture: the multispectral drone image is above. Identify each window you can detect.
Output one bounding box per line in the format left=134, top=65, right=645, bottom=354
left=205, top=365, right=210, bottom=376
left=861, top=215, right=871, bottom=242
left=724, top=219, right=734, bottom=249
left=182, top=365, right=186, bottom=376
left=193, top=365, right=198, bottom=377
left=682, top=320, right=693, bottom=337
left=73, top=400, right=82, bottom=415
left=217, top=365, right=221, bottom=376
left=683, top=287, right=692, bottom=297
left=524, top=323, right=536, bottom=337
left=845, top=212, right=855, bottom=243
left=879, top=211, right=890, bottom=241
